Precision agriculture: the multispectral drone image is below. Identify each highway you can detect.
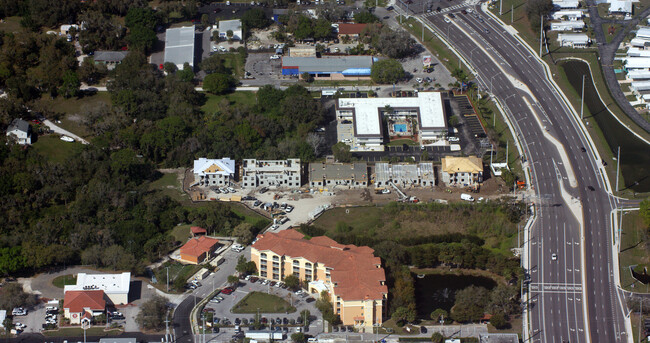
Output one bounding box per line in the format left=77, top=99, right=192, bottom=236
left=399, top=1, right=630, bottom=341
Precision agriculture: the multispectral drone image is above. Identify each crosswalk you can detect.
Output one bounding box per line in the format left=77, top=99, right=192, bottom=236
left=529, top=282, right=583, bottom=294
left=421, top=0, right=480, bottom=16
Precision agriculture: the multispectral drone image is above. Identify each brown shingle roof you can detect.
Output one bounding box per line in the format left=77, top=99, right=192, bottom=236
left=252, top=229, right=387, bottom=301
left=180, top=236, right=219, bottom=258
left=191, top=226, right=207, bottom=234
left=338, top=23, right=368, bottom=35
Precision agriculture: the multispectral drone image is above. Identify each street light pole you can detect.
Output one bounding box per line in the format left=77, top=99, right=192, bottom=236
left=580, top=74, right=585, bottom=120
left=539, top=15, right=543, bottom=58
left=166, top=267, right=169, bottom=293
left=615, top=146, right=621, bottom=192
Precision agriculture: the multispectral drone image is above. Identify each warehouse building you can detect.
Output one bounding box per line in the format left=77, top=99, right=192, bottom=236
left=164, top=26, right=195, bottom=70
left=309, top=163, right=368, bottom=188
left=242, top=159, right=302, bottom=189
left=374, top=163, right=435, bottom=188
left=281, top=56, right=375, bottom=80
left=336, top=92, right=448, bottom=151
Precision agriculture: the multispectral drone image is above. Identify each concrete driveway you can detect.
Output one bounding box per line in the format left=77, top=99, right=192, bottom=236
left=43, top=119, right=89, bottom=144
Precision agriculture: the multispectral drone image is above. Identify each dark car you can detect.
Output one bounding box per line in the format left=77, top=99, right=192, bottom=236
left=436, top=6, right=442, bottom=11
left=283, top=317, right=289, bottom=325
left=580, top=146, right=586, bottom=152
left=420, top=326, right=427, bottom=334
left=387, top=5, right=394, bottom=10
left=461, top=9, right=467, bottom=14
left=449, top=13, right=455, bottom=18
left=587, top=185, right=595, bottom=191
left=333, top=326, right=339, bottom=332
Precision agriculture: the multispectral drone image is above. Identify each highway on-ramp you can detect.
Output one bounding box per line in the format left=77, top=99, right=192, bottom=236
left=399, top=1, right=631, bottom=341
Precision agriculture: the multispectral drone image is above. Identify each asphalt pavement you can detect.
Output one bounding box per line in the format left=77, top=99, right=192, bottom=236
left=405, top=0, right=631, bottom=342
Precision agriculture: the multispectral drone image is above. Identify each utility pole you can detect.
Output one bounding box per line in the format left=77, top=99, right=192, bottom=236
left=539, top=15, right=543, bottom=58
left=500, top=0, right=502, bottom=15
left=615, top=146, right=621, bottom=192
left=506, top=140, right=509, bottom=165
left=164, top=309, right=171, bottom=343
left=166, top=267, right=169, bottom=293
left=580, top=74, right=585, bottom=120
left=490, top=144, right=494, bottom=167
left=511, top=4, right=513, bottom=23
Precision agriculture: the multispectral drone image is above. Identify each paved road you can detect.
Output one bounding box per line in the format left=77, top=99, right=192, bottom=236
left=585, top=0, right=650, bottom=133
left=405, top=1, right=631, bottom=342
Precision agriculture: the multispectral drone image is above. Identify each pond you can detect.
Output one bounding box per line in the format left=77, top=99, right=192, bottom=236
left=560, top=60, right=650, bottom=193
left=413, top=273, right=497, bottom=316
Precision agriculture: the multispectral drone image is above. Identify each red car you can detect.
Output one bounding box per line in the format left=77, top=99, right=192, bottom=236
left=221, top=287, right=234, bottom=295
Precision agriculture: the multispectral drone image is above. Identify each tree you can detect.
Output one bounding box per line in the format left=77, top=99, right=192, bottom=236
left=242, top=8, right=271, bottom=30
left=200, top=55, right=226, bottom=75
left=371, top=59, right=405, bottom=84
left=354, top=11, right=379, bottom=23
left=451, top=286, right=490, bottom=323
left=331, top=142, right=352, bottom=163
left=300, top=309, right=311, bottom=325
left=0, top=247, right=25, bottom=276
left=490, top=311, right=509, bottom=329
left=301, top=72, right=314, bottom=83
left=227, top=275, right=240, bottom=286
left=227, top=30, right=234, bottom=39
left=283, top=275, right=301, bottom=290
left=430, top=308, right=448, bottom=323
left=526, top=0, right=553, bottom=32
left=236, top=255, right=257, bottom=275
left=640, top=198, right=650, bottom=228
left=431, top=332, right=444, bottom=343
left=0, top=283, right=38, bottom=311
left=448, top=115, right=459, bottom=127
left=177, top=63, right=195, bottom=83
left=61, top=71, right=80, bottom=98
left=291, top=332, right=306, bottom=343
left=232, top=222, right=255, bottom=244
left=203, top=73, right=236, bottom=95
left=372, top=27, right=416, bottom=58
left=127, top=25, right=157, bottom=52
left=78, top=57, right=107, bottom=85
left=488, top=285, right=518, bottom=315
left=501, top=169, right=516, bottom=190
left=391, top=306, right=416, bottom=326
left=135, top=295, right=168, bottom=330
left=201, top=13, right=210, bottom=27
left=313, top=19, right=333, bottom=40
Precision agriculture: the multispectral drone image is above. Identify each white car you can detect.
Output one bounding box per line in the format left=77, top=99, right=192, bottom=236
left=381, top=189, right=391, bottom=194
left=444, top=17, right=451, bottom=23
left=270, top=55, right=280, bottom=60
left=416, top=77, right=423, bottom=83
left=60, top=135, right=75, bottom=142
left=219, top=46, right=227, bottom=52
left=551, top=253, right=558, bottom=261
left=466, top=8, right=473, bottom=13
left=448, top=136, right=460, bottom=142
left=271, top=224, right=279, bottom=230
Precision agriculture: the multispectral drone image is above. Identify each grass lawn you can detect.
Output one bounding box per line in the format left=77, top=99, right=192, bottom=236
left=400, top=17, right=468, bottom=81
left=387, top=138, right=419, bottom=146
left=0, top=16, right=24, bottom=33
left=154, top=260, right=202, bottom=292
left=201, top=92, right=257, bottom=114
left=602, top=23, right=622, bottom=43
left=311, top=203, right=522, bottom=254
left=231, top=292, right=296, bottom=313
left=618, top=210, right=650, bottom=291
left=149, top=171, right=188, bottom=203
left=170, top=224, right=192, bottom=243
left=35, top=92, right=112, bottom=138
left=626, top=94, right=637, bottom=101
left=32, top=135, right=85, bottom=164
left=51, top=274, right=77, bottom=288
left=221, top=52, right=246, bottom=79
left=42, top=327, right=122, bottom=337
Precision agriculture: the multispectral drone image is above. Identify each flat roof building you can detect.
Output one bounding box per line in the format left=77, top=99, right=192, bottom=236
left=219, top=19, right=243, bottom=40
left=608, top=0, right=632, bottom=13
left=309, top=163, right=368, bottom=188
left=336, top=92, right=447, bottom=150
left=374, top=162, right=435, bottom=188
left=193, top=157, right=235, bottom=187
left=557, top=33, right=590, bottom=48
left=624, top=57, right=650, bottom=70
left=242, top=159, right=301, bottom=189
left=289, top=46, right=317, bottom=57
left=550, top=9, right=585, bottom=20
left=164, top=26, right=195, bottom=70
left=552, top=0, right=580, bottom=9
left=626, top=70, right=650, bottom=80
left=549, top=20, right=585, bottom=31
left=282, top=56, right=375, bottom=80
left=251, top=229, right=387, bottom=329
left=64, top=273, right=130, bottom=305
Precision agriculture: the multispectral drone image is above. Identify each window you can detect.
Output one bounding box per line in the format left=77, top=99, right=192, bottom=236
left=261, top=253, right=267, bottom=259
left=305, top=262, right=312, bottom=268
left=273, top=273, right=279, bottom=280
left=293, top=267, right=300, bottom=273
left=273, top=262, right=280, bottom=267
left=261, top=271, right=267, bottom=277
left=261, top=265, right=267, bottom=271
left=293, top=272, right=300, bottom=278
left=293, top=260, right=299, bottom=266
left=305, top=275, right=312, bottom=282
left=272, top=255, right=279, bottom=262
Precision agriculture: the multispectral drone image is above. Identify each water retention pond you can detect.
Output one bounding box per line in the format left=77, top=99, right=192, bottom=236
left=559, top=60, right=650, bottom=193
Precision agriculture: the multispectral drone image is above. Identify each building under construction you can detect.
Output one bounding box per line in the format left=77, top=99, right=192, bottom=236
left=374, top=162, right=435, bottom=188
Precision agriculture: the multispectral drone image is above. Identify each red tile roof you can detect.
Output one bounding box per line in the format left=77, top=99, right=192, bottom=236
left=252, top=229, right=387, bottom=301
left=191, top=226, right=207, bottom=234
left=338, top=23, right=368, bottom=35
left=64, top=290, right=106, bottom=313
left=180, top=236, right=219, bottom=258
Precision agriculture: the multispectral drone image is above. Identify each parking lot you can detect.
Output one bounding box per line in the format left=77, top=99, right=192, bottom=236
left=243, top=52, right=283, bottom=86
left=202, top=278, right=323, bottom=336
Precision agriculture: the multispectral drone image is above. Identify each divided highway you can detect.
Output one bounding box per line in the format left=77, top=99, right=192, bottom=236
left=405, top=2, right=630, bottom=342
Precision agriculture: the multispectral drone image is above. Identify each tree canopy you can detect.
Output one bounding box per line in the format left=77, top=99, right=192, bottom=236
left=371, top=59, right=405, bottom=84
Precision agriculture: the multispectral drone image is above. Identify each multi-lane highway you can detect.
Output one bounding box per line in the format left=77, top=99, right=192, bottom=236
left=396, top=1, right=631, bottom=341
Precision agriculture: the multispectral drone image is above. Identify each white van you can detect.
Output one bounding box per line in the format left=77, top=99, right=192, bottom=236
left=460, top=193, right=475, bottom=202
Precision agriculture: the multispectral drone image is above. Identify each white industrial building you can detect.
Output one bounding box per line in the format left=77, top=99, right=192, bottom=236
left=241, top=159, right=301, bottom=189
left=550, top=20, right=585, bottom=31
left=552, top=0, right=580, bottom=9
left=64, top=272, right=131, bottom=305
left=193, top=157, right=236, bottom=187
left=219, top=19, right=243, bottom=40
left=164, top=26, right=195, bottom=70
left=557, top=33, right=590, bottom=48
left=374, top=163, right=435, bottom=188
left=550, top=9, right=585, bottom=20
left=335, top=92, right=447, bottom=151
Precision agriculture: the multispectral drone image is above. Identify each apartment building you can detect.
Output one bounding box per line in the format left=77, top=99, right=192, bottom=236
left=374, top=162, right=435, bottom=188
left=193, top=157, right=235, bottom=187
left=251, top=230, right=387, bottom=329
left=241, top=159, right=301, bottom=189
left=440, top=156, right=483, bottom=187
left=308, top=163, right=368, bottom=188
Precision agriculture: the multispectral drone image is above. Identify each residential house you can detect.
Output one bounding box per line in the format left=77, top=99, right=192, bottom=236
left=241, top=159, right=302, bottom=189
left=251, top=229, right=387, bottom=329
left=191, top=226, right=207, bottom=237
left=5, top=119, right=32, bottom=145
left=608, top=0, right=632, bottom=14
left=552, top=0, right=580, bottom=9
left=624, top=57, right=650, bottom=71
left=180, top=236, right=220, bottom=264
left=374, top=162, right=435, bottom=188
left=336, top=23, right=367, bottom=41
left=219, top=19, right=243, bottom=40
left=440, top=156, right=484, bottom=187
left=549, top=20, right=585, bottom=31
left=64, top=273, right=131, bottom=305
left=193, top=158, right=236, bottom=187
left=309, top=163, right=368, bottom=188
left=93, top=51, right=129, bottom=70
left=63, top=290, right=106, bottom=325
left=550, top=9, right=585, bottom=20
left=557, top=33, right=591, bottom=48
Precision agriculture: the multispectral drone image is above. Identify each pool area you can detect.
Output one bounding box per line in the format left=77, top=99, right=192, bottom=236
left=393, top=124, right=408, bottom=132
